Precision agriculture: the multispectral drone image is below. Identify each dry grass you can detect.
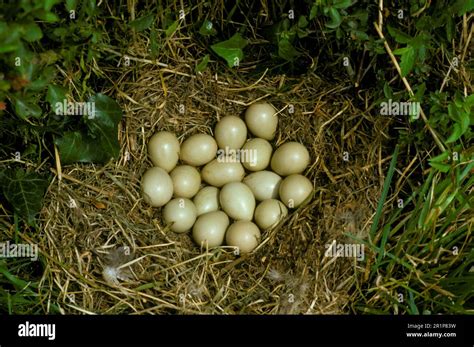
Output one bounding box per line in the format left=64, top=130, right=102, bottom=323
left=27, top=26, right=397, bottom=315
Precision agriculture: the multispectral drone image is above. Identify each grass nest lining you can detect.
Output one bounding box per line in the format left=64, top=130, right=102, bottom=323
left=34, top=34, right=395, bottom=315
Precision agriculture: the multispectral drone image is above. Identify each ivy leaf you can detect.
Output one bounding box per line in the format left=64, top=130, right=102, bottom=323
left=195, top=54, right=210, bottom=73
left=13, top=96, right=42, bottom=119
left=211, top=33, right=248, bottom=68
left=46, top=84, right=67, bottom=110
left=55, top=131, right=115, bottom=164
left=1, top=169, right=49, bottom=226
left=55, top=93, right=122, bottom=164
left=129, top=14, right=154, bottom=31
left=445, top=123, right=463, bottom=143
left=399, top=46, right=415, bottom=77
left=387, top=25, right=412, bottom=44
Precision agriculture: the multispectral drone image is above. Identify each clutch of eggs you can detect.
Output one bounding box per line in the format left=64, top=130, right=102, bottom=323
left=141, top=102, right=313, bottom=254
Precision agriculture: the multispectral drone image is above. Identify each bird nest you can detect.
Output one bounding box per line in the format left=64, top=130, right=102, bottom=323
left=35, top=33, right=394, bottom=315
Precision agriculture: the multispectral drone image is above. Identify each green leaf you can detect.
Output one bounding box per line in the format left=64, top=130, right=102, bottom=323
left=0, top=44, right=20, bottom=53
left=22, top=22, right=43, bottom=42
left=46, top=85, right=67, bottom=110
left=445, top=123, right=463, bottom=143
left=333, top=0, right=352, bottom=9
left=298, top=15, right=308, bottom=29
left=393, top=47, right=410, bottom=55
left=383, top=82, right=393, bottom=99
left=66, top=0, right=78, bottom=11
left=325, top=8, right=342, bottom=29
left=452, top=0, right=474, bottom=16
left=55, top=131, right=115, bottom=164
left=86, top=93, right=122, bottom=130
left=399, top=46, right=415, bottom=77
left=13, top=96, right=42, bottom=119
left=26, top=65, right=56, bottom=91
left=129, top=14, right=154, bottom=32
left=195, top=54, right=210, bottom=73
left=387, top=25, right=412, bottom=44
left=429, top=161, right=451, bottom=173
left=199, top=20, right=217, bottom=36
left=165, top=20, right=179, bottom=37
left=36, top=10, right=59, bottom=22
left=211, top=33, right=248, bottom=68
left=44, top=0, right=61, bottom=11
left=55, top=94, right=122, bottom=164
left=278, top=38, right=300, bottom=61
left=352, top=30, right=369, bottom=41
left=309, top=4, right=318, bottom=20
left=150, top=27, right=160, bottom=58
left=1, top=169, right=49, bottom=226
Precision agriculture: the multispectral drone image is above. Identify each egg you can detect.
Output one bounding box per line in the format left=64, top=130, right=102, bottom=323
left=243, top=170, right=282, bottom=201
left=219, top=182, right=255, bottom=220
left=271, top=142, right=310, bottom=176
left=193, top=186, right=220, bottom=216
left=201, top=159, right=245, bottom=187
left=141, top=167, right=173, bottom=207
left=180, top=134, right=217, bottom=166
left=192, top=211, right=229, bottom=248
left=214, top=115, right=247, bottom=150
left=241, top=138, right=273, bottom=171
left=225, top=221, right=261, bottom=254
left=163, top=198, right=197, bottom=233
left=254, top=199, right=288, bottom=230
left=245, top=103, right=278, bottom=140
left=279, top=174, right=313, bottom=208
left=147, top=131, right=180, bottom=172
left=170, top=165, right=201, bottom=198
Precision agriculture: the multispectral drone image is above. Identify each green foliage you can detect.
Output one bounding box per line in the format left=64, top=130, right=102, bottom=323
left=55, top=94, right=122, bottom=164
left=195, top=54, right=210, bottom=73
left=129, top=14, right=155, bottom=31
left=0, top=169, right=49, bottom=226
left=211, top=33, right=248, bottom=68
left=0, top=0, right=122, bottom=227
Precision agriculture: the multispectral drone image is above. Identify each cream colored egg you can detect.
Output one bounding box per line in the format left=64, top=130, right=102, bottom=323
left=214, top=116, right=247, bottom=150
left=193, top=186, right=220, bottom=216
left=163, top=198, right=197, bottom=233
left=147, top=131, right=180, bottom=172
left=141, top=167, right=173, bottom=207
left=279, top=174, right=313, bottom=208
left=241, top=138, right=273, bottom=171
left=170, top=165, right=201, bottom=198
left=271, top=142, right=310, bottom=176
left=180, top=134, right=217, bottom=166
left=225, top=221, right=261, bottom=254
left=219, top=182, right=255, bottom=221
left=192, top=211, right=229, bottom=248
left=243, top=171, right=282, bottom=201
left=245, top=103, right=278, bottom=140
left=201, top=159, right=245, bottom=187
left=254, top=199, right=288, bottom=230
